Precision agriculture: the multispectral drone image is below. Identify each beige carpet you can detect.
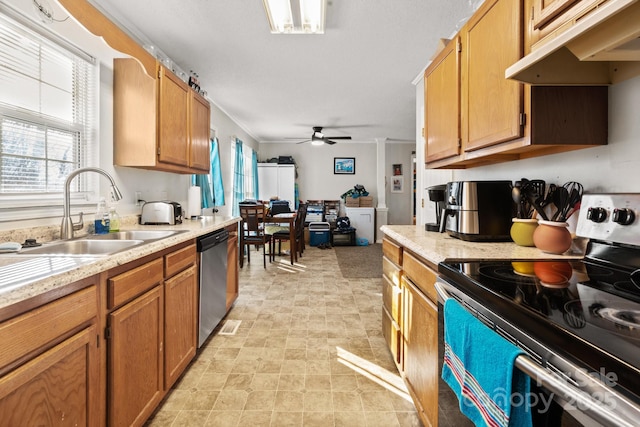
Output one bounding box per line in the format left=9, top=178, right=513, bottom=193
left=334, top=243, right=383, bottom=278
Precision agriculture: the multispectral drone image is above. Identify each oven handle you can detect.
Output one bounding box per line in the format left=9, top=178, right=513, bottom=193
left=434, top=280, right=636, bottom=427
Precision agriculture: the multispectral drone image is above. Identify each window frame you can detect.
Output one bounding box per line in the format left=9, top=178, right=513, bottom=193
left=0, top=5, right=98, bottom=222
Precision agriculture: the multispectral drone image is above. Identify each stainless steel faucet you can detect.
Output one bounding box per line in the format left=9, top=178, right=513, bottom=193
left=61, top=167, right=123, bottom=239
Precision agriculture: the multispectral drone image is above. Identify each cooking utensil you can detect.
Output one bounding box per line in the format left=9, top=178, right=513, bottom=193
left=551, top=187, right=569, bottom=221
left=520, top=179, right=548, bottom=220
left=541, top=184, right=556, bottom=208
left=512, top=185, right=523, bottom=218
left=559, top=181, right=584, bottom=221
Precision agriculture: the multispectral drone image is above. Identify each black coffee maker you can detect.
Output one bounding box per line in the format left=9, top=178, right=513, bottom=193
left=425, top=184, right=446, bottom=232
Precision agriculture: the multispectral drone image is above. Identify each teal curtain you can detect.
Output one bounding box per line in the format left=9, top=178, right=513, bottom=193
left=191, top=138, right=224, bottom=209
left=232, top=138, right=245, bottom=216
left=210, top=138, right=225, bottom=206
left=252, top=149, right=259, bottom=200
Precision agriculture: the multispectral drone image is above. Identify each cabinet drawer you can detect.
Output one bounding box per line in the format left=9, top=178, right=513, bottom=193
left=0, top=285, right=96, bottom=371
left=382, top=256, right=402, bottom=285
left=382, top=238, right=402, bottom=266
left=403, top=252, right=438, bottom=304
left=108, top=258, right=163, bottom=309
left=165, top=243, right=196, bottom=278
left=382, top=307, right=402, bottom=367
left=382, top=275, right=402, bottom=325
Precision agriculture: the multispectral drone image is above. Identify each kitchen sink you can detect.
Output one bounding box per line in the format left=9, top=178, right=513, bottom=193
left=18, top=239, right=144, bottom=256
left=88, top=230, right=186, bottom=241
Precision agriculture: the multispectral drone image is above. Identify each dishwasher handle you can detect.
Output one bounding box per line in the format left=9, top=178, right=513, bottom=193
left=197, top=229, right=229, bottom=252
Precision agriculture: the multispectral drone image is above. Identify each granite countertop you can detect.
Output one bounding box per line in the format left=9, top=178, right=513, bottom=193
left=381, top=224, right=585, bottom=267
left=0, top=216, right=240, bottom=311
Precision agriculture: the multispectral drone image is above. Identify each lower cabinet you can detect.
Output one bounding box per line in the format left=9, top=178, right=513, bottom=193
left=382, top=236, right=440, bottom=427
left=108, top=286, right=164, bottom=427
left=0, top=282, right=99, bottom=426
left=0, top=228, right=238, bottom=426
left=105, top=243, right=198, bottom=427
left=226, top=227, right=239, bottom=310
left=403, top=277, right=439, bottom=427
left=164, top=264, right=198, bottom=389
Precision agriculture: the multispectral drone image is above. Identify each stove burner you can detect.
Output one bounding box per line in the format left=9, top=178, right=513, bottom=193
left=591, top=305, right=640, bottom=331
left=479, top=265, right=536, bottom=285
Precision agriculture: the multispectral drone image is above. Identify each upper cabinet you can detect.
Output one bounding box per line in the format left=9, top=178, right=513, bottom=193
left=114, top=59, right=211, bottom=174
left=507, top=0, right=640, bottom=84
left=57, top=0, right=211, bottom=174
left=424, top=0, right=608, bottom=169
left=424, top=36, right=461, bottom=163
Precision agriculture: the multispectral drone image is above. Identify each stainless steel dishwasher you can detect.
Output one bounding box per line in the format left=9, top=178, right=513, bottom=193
left=197, top=229, right=229, bottom=347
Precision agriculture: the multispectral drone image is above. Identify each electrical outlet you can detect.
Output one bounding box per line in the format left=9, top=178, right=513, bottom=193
left=135, top=191, right=142, bottom=206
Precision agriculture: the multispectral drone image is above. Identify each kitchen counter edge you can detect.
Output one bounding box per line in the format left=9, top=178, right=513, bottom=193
left=0, top=216, right=241, bottom=312
left=380, top=224, right=585, bottom=267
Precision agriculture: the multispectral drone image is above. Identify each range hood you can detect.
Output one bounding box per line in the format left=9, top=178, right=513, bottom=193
left=506, top=0, right=640, bottom=85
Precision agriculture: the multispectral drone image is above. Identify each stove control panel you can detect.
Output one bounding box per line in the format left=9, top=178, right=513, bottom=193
left=576, top=194, right=640, bottom=246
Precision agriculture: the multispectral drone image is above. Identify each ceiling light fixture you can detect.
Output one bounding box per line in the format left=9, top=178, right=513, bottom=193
left=311, top=139, right=324, bottom=146
left=262, top=0, right=326, bottom=34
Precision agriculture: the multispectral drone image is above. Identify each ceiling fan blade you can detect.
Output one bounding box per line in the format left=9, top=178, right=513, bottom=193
left=325, top=136, right=351, bottom=140
left=296, top=139, right=311, bottom=144
left=324, top=139, right=337, bottom=145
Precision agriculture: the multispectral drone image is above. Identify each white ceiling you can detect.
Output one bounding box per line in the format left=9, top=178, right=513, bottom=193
left=91, top=0, right=479, bottom=144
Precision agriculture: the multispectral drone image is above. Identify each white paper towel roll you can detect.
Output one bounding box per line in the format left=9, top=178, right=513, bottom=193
left=187, top=186, right=201, bottom=219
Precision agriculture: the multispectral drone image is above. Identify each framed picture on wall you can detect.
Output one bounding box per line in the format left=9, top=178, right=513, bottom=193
left=393, top=164, right=402, bottom=176
left=391, top=176, right=404, bottom=193
left=334, top=157, right=355, bottom=174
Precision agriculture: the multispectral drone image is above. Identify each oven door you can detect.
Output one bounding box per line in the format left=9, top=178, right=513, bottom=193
left=434, top=277, right=638, bottom=427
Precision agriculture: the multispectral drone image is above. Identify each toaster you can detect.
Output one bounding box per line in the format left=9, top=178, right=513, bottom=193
left=140, top=201, right=182, bottom=225
left=441, top=181, right=514, bottom=241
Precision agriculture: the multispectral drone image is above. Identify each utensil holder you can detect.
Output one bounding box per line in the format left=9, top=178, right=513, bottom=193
left=510, top=218, right=538, bottom=247
left=533, top=220, right=572, bottom=254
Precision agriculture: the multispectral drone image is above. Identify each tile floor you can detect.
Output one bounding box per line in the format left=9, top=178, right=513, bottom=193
left=146, top=246, right=423, bottom=426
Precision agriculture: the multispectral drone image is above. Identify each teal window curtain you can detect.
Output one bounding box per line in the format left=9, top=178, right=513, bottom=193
left=232, top=138, right=245, bottom=216
left=210, top=138, right=225, bottom=206
left=252, top=150, right=259, bottom=200
left=191, top=137, right=224, bottom=209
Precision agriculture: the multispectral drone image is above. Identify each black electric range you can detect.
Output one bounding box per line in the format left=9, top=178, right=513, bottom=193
left=438, top=194, right=640, bottom=425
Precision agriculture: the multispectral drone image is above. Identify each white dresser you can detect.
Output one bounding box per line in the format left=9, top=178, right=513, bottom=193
left=344, top=207, right=375, bottom=244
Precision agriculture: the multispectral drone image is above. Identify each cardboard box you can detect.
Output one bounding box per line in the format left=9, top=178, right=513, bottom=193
left=359, top=196, right=373, bottom=207
left=345, top=196, right=359, bottom=207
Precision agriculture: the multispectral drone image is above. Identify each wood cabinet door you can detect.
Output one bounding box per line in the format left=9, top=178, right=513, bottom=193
left=463, top=0, right=524, bottom=152
left=226, top=234, right=239, bottom=310
left=533, top=0, right=580, bottom=30
left=108, top=286, right=163, bottom=427
left=403, top=278, right=439, bottom=427
left=0, top=325, right=99, bottom=427
left=157, top=66, right=189, bottom=167
left=425, top=37, right=461, bottom=163
left=164, top=264, right=198, bottom=390
left=189, top=93, right=211, bottom=171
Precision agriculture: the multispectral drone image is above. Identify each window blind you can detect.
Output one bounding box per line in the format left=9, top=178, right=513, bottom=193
left=0, top=8, right=96, bottom=204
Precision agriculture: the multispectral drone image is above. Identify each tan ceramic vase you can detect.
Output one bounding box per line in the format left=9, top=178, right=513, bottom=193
left=533, top=220, right=572, bottom=254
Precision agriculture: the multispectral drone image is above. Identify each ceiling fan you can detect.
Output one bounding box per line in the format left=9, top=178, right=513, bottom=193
left=296, top=126, right=352, bottom=145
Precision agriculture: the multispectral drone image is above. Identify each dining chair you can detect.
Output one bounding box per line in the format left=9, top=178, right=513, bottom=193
left=271, top=202, right=307, bottom=262
left=239, top=203, right=272, bottom=268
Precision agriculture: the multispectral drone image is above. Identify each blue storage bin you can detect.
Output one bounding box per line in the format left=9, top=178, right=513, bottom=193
left=309, top=222, right=330, bottom=246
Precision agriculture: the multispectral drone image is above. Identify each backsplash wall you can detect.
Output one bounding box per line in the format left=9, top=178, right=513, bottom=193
left=449, top=75, right=640, bottom=192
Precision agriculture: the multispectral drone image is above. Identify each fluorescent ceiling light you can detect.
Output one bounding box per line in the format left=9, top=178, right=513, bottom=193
left=263, top=0, right=326, bottom=34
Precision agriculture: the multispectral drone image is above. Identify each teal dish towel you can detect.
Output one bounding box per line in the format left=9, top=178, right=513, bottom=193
left=441, top=299, right=533, bottom=427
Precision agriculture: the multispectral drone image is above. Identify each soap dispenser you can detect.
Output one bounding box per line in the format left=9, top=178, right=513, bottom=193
left=94, top=197, right=110, bottom=234
left=108, top=205, right=121, bottom=232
